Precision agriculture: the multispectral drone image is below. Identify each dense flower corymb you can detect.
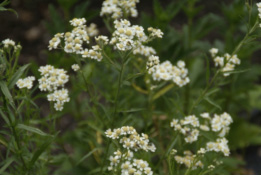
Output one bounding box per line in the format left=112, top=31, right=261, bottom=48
left=105, top=126, right=156, bottom=152
left=209, top=48, right=240, bottom=76
left=16, top=76, right=35, bottom=89
left=148, top=58, right=190, bottom=87
left=108, top=150, right=153, bottom=175
left=100, top=0, right=140, bottom=19
left=2, top=38, right=21, bottom=51
left=48, top=18, right=104, bottom=62
left=38, top=65, right=70, bottom=111
left=110, top=19, right=163, bottom=52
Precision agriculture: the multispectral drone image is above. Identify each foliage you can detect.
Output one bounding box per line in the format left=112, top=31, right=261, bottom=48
left=0, top=0, right=261, bottom=175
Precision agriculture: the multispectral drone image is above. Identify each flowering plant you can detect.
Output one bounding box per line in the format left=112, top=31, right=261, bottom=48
left=1, top=0, right=261, bottom=175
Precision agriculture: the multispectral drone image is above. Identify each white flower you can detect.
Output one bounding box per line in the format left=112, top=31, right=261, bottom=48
left=149, top=59, right=190, bottom=87
left=38, top=65, right=70, bottom=111
left=100, top=0, right=140, bottom=19
left=133, top=45, right=156, bottom=57
left=206, top=138, right=230, bottom=156
left=257, top=3, right=261, bottom=27
left=213, top=51, right=241, bottom=76
left=2, top=38, right=15, bottom=48
left=69, top=18, right=86, bottom=27
left=16, top=76, right=35, bottom=89
left=71, top=64, right=80, bottom=71
left=148, top=27, right=163, bottom=38
left=209, top=48, right=218, bottom=57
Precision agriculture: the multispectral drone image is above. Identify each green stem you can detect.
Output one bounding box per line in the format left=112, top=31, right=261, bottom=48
left=102, top=50, right=118, bottom=70
left=3, top=95, right=27, bottom=171
left=189, top=70, right=220, bottom=114
left=189, top=19, right=258, bottom=114
left=112, top=60, right=125, bottom=123
left=168, top=155, right=174, bottom=175
left=100, top=140, right=111, bottom=174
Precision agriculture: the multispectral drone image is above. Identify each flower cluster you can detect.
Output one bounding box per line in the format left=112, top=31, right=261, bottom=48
left=170, top=112, right=232, bottom=169
left=257, top=3, right=261, bottom=27
left=147, top=27, right=164, bottom=39
left=38, top=65, right=70, bottom=111
left=48, top=18, right=104, bottom=62
left=108, top=150, right=153, bottom=175
left=148, top=59, right=190, bottom=87
left=211, top=112, right=233, bottom=137
left=110, top=19, right=162, bottom=52
left=170, top=112, right=232, bottom=144
left=146, top=55, right=160, bottom=74
left=206, top=138, right=230, bottom=156
left=47, top=89, right=70, bottom=111
left=170, top=115, right=200, bottom=143
left=2, top=39, right=21, bottom=51
left=100, top=0, right=140, bottom=19
left=209, top=48, right=240, bottom=76
left=16, top=76, right=35, bottom=90
left=105, top=126, right=156, bottom=152
left=133, top=45, right=156, bottom=58
left=174, top=150, right=203, bottom=170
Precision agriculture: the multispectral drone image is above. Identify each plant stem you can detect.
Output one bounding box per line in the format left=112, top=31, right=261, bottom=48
left=189, top=19, right=258, bottom=114
left=3, top=95, right=27, bottom=171
left=112, top=60, right=125, bottom=124
left=189, top=70, right=220, bottom=114
left=100, top=140, right=111, bottom=174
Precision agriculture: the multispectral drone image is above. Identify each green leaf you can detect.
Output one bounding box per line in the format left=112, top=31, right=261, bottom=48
left=125, top=73, right=144, bottom=81
left=0, top=0, right=10, bottom=6
left=76, top=148, right=100, bottom=165
left=0, top=108, right=10, bottom=125
left=152, top=83, right=175, bottom=101
left=8, top=63, right=31, bottom=89
left=166, top=136, right=178, bottom=155
left=73, top=1, right=90, bottom=18
left=222, top=69, right=250, bottom=75
left=17, top=124, right=48, bottom=137
left=0, top=135, right=8, bottom=148
left=28, top=132, right=58, bottom=169
left=229, top=120, right=261, bottom=149
left=205, top=88, right=220, bottom=97
left=0, top=6, right=6, bottom=11
left=0, top=80, right=15, bottom=109
left=205, top=55, right=210, bottom=85
left=120, top=108, right=145, bottom=113
left=204, top=97, right=222, bottom=110
left=153, top=0, right=163, bottom=18
left=0, top=157, right=15, bottom=174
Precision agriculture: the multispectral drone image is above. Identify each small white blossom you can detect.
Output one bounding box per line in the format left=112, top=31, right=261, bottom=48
left=16, top=76, right=35, bottom=89
left=100, top=0, right=140, bottom=19
left=209, top=48, right=218, bottom=57
left=148, top=59, right=190, bottom=87
left=71, top=64, right=80, bottom=71
left=2, top=39, right=15, bottom=48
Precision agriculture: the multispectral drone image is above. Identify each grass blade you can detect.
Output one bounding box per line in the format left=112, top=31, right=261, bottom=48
left=76, top=148, right=100, bottom=166
left=17, top=124, right=48, bottom=137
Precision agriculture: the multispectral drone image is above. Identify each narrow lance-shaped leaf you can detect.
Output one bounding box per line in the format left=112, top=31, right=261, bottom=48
left=0, top=108, right=10, bottom=125
left=0, top=80, right=15, bottom=109
left=204, top=97, right=222, bottom=110
left=28, top=132, right=59, bottom=169
left=152, top=83, right=175, bottom=101
left=17, top=124, right=49, bottom=137
left=76, top=148, right=100, bottom=166
left=0, top=157, right=15, bottom=174
left=8, top=63, right=31, bottom=89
